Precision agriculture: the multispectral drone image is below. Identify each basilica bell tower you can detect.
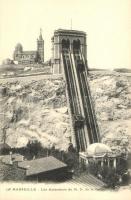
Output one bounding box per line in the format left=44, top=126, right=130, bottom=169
left=37, top=29, right=44, bottom=63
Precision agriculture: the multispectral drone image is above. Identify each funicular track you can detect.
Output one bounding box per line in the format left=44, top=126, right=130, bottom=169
left=61, top=49, right=100, bottom=152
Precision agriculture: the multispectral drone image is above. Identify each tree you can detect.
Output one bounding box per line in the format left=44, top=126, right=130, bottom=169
left=2, top=58, right=14, bottom=65
left=26, top=139, right=42, bottom=158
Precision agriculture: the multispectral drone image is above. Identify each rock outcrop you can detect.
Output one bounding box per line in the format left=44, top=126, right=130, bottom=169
left=89, top=71, right=131, bottom=152
left=0, top=77, right=71, bottom=150
left=0, top=71, right=131, bottom=152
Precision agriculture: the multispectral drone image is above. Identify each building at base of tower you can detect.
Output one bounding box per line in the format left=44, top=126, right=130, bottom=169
left=13, top=30, right=44, bottom=64
left=51, top=29, right=87, bottom=74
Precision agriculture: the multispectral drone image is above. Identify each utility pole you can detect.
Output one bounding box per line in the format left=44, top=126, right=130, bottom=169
left=70, top=19, right=72, bottom=30
left=0, top=113, right=8, bottom=144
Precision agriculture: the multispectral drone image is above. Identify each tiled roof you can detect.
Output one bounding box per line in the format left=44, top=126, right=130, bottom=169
left=18, top=156, right=67, bottom=176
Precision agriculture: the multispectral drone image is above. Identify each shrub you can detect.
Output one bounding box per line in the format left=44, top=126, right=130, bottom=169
left=87, top=155, right=130, bottom=188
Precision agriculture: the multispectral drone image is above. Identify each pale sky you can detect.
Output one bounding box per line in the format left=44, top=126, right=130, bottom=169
left=0, top=0, right=131, bottom=69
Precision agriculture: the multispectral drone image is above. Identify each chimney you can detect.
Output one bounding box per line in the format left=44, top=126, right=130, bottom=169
left=22, top=155, right=24, bottom=161
left=9, top=151, right=13, bottom=165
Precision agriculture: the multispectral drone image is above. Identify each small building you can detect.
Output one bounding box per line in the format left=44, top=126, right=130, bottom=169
left=13, top=29, right=44, bottom=64
left=0, top=153, right=25, bottom=181
left=79, top=143, right=118, bottom=169
left=2, top=153, right=24, bottom=164
left=1, top=155, right=69, bottom=182
left=19, top=156, right=69, bottom=181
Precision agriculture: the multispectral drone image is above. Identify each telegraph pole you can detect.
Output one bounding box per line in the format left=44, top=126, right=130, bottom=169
left=70, top=19, right=72, bottom=30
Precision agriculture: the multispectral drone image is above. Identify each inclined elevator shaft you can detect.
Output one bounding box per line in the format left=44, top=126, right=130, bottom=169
left=51, top=29, right=100, bottom=152
left=61, top=47, right=100, bottom=152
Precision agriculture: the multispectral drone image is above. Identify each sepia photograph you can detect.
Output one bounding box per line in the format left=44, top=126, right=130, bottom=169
left=0, top=0, right=131, bottom=199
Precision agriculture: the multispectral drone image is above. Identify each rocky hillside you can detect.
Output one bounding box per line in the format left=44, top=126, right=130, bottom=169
left=89, top=71, right=131, bottom=152
left=0, top=71, right=131, bottom=152
left=0, top=76, right=71, bottom=150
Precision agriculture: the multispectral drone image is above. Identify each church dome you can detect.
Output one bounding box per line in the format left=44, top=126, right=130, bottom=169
left=87, top=143, right=112, bottom=157
left=15, top=43, right=23, bottom=52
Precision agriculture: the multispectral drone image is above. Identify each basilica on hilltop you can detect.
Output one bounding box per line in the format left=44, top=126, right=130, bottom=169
left=13, top=29, right=44, bottom=64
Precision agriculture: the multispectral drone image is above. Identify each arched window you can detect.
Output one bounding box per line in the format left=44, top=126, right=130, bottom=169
left=62, top=39, right=70, bottom=49
left=73, top=39, right=81, bottom=50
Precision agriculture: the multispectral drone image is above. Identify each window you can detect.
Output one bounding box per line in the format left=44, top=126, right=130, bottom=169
left=73, top=39, right=81, bottom=50
left=62, top=39, right=70, bottom=49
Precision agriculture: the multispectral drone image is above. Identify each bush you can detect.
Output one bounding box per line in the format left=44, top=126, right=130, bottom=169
left=26, top=140, right=42, bottom=158
left=87, top=155, right=130, bottom=188
left=0, top=147, right=10, bottom=155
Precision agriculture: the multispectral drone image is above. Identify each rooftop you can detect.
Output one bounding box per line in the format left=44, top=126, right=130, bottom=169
left=54, top=29, right=86, bottom=36
left=2, top=153, right=24, bottom=164
left=21, top=51, right=37, bottom=54
left=0, top=143, right=11, bottom=150
left=87, top=143, right=112, bottom=157
left=18, top=156, right=67, bottom=176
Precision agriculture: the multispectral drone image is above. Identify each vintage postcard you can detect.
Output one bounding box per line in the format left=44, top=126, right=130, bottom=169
left=0, top=0, right=131, bottom=199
